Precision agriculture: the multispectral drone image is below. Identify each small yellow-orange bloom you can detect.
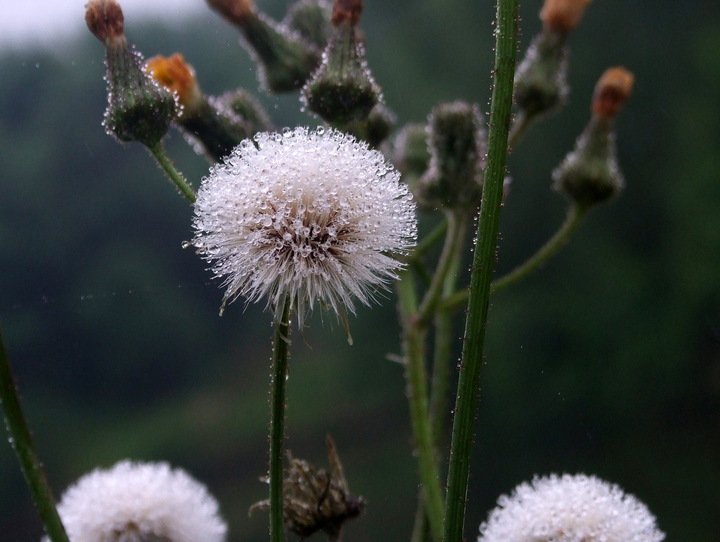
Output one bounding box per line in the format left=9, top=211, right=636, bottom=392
left=145, top=54, right=201, bottom=110
left=540, top=0, right=591, bottom=33
left=592, top=67, right=634, bottom=118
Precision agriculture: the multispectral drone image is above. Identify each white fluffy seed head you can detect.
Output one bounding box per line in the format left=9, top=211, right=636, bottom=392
left=192, top=127, right=417, bottom=325
left=49, top=460, right=227, bottom=542
left=478, top=473, right=665, bottom=542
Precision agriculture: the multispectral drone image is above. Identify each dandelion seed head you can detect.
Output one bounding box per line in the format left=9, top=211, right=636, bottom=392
left=478, top=473, right=664, bottom=542
left=192, top=127, right=417, bottom=324
left=50, top=460, right=227, bottom=542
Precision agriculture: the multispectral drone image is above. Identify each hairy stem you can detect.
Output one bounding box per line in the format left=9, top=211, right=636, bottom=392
left=397, top=275, right=445, bottom=542
left=443, top=0, right=518, bottom=540
left=269, top=299, right=292, bottom=542
left=147, top=142, right=197, bottom=203
left=0, top=331, right=70, bottom=542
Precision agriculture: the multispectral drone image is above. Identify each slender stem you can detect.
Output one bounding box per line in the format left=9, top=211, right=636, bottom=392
left=492, top=203, right=587, bottom=293
left=417, top=212, right=465, bottom=326
left=397, top=275, right=445, bottom=542
left=147, top=142, right=197, bottom=203
left=0, top=331, right=70, bottom=542
left=440, top=203, right=587, bottom=310
left=269, top=299, right=292, bottom=542
left=443, top=1, right=518, bottom=541
left=429, top=215, right=467, bottom=446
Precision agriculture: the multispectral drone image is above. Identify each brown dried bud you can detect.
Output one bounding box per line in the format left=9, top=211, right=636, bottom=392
left=592, top=66, right=634, bottom=119
left=250, top=436, right=364, bottom=541
left=331, top=0, right=363, bottom=27
left=85, top=0, right=125, bottom=44
left=205, top=0, right=255, bottom=25
left=540, top=0, right=591, bottom=33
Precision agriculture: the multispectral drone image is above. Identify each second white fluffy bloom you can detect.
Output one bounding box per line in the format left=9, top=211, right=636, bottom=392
left=51, top=460, right=226, bottom=542
left=478, top=473, right=664, bottom=542
left=192, top=127, right=417, bottom=323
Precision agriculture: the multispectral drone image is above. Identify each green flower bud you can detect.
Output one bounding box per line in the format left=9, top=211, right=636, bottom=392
left=553, top=67, right=633, bottom=208
left=392, top=123, right=431, bottom=188
left=301, top=0, right=381, bottom=125
left=86, top=0, right=176, bottom=148
left=552, top=116, right=623, bottom=207
left=415, top=101, right=487, bottom=212
left=206, top=0, right=321, bottom=93
left=172, top=89, right=274, bottom=161
left=343, top=104, right=395, bottom=148
left=216, top=88, right=273, bottom=135
left=514, top=28, right=568, bottom=121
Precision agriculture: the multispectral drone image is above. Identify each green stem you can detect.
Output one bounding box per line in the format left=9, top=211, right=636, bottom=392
left=0, top=331, right=70, bottom=542
left=269, top=299, right=292, bottom=542
left=397, top=275, right=445, bottom=542
left=147, top=142, right=197, bottom=203
left=443, top=0, right=518, bottom=541
left=429, top=215, right=467, bottom=446
left=492, top=203, right=587, bottom=293
left=417, top=212, right=465, bottom=326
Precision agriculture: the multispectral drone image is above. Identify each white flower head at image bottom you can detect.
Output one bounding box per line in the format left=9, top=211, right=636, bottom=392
left=47, top=460, right=227, bottom=542
left=191, top=127, right=417, bottom=328
left=478, top=473, right=665, bottom=542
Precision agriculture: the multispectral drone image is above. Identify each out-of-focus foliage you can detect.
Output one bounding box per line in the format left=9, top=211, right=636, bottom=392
left=1, top=1, right=719, bottom=541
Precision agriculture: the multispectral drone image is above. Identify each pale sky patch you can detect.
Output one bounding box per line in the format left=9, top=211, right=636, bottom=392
left=1, top=0, right=204, bottom=50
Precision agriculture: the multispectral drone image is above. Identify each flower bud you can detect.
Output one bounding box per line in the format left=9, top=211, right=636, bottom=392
left=86, top=0, right=176, bottom=148
left=553, top=68, right=633, bottom=207
left=147, top=54, right=269, bottom=161
left=206, top=0, right=321, bottom=93
left=301, top=0, right=381, bottom=125
left=514, top=29, right=568, bottom=121
left=284, top=0, right=332, bottom=51
left=392, top=123, right=431, bottom=187
left=540, top=0, right=591, bottom=34
left=215, top=88, right=273, bottom=134
left=343, top=103, right=395, bottom=148
left=415, top=101, right=486, bottom=212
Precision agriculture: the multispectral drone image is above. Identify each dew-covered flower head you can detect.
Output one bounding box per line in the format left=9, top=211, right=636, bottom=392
left=191, top=127, right=417, bottom=324
left=478, top=473, right=664, bottom=542
left=50, top=460, right=227, bottom=542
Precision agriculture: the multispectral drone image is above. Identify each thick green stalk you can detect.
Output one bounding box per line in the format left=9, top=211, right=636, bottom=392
left=0, top=331, right=70, bottom=542
left=147, top=142, right=197, bottom=203
left=269, top=299, right=292, bottom=542
left=443, top=1, right=518, bottom=541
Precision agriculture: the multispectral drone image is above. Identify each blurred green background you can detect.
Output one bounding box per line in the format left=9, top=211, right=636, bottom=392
left=1, top=0, right=719, bottom=540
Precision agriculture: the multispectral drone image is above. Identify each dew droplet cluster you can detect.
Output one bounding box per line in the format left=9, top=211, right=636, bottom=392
left=192, top=127, right=417, bottom=323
